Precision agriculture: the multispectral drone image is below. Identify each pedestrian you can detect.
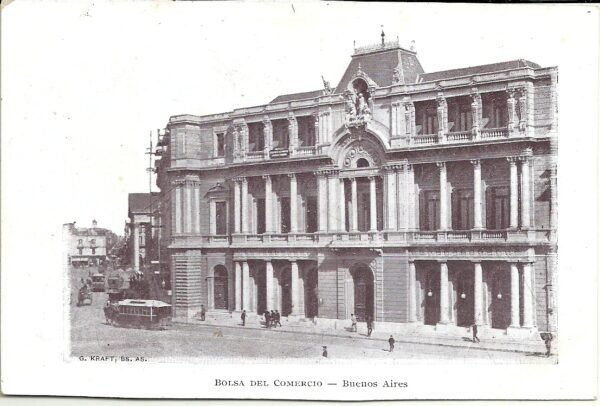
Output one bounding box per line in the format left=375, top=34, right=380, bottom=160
left=200, top=305, right=206, bottom=321
left=241, top=310, right=247, bottom=326
left=388, top=335, right=395, bottom=352
left=264, top=310, right=271, bottom=328
left=544, top=333, right=553, bottom=357
left=472, top=324, right=480, bottom=343
left=366, top=316, right=373, bottom=337
left=350, top=313, right=357, bottom=332
left=270, top=310, right=277, bottom=328
left=275, top=310, right=282, bottom=327
left=322, top=346, right=328, bottom=358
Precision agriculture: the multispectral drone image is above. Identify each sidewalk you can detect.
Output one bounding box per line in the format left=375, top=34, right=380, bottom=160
left=174, top=313, right=553, bottom=356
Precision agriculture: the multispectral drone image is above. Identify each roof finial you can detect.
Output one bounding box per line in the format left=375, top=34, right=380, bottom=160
left=353, top=40, right=356, bottom=52
left=381, top=25, right=385, bottom=47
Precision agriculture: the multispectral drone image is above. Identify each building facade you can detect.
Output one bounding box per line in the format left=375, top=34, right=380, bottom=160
left=64, top=220, right=108, bottom=267
left=125, top=192, right=161, bottom=272
left=154, top=39, right=558, bottom=336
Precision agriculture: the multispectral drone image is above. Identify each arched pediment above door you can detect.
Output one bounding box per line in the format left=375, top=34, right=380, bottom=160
left=329, top=124, right=388, bottom=169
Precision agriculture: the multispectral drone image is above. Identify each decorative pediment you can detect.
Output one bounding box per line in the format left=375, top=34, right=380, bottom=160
left=205, top=182, right=229, bottom=198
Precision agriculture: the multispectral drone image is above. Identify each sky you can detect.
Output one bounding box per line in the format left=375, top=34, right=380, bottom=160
left=2, top=1, right=597, bottom=234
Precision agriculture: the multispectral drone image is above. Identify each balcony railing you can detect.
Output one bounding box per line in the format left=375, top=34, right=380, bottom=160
left=246, top=150, right=264, bottom=161
left=481, top=127, right=508, bottom=139
left=446, top=131, right=473, bottom=142
left=412, top=134, right=438, bottom=145
left=295, top=145, right=318, bottom=156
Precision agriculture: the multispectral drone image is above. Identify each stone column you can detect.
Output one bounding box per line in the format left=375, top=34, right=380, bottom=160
left=233, top=179, right=241, bottom=233
left=263, top=116, right=272, bottom=158
left=391, top=102, right=400, bottom=138
left=437, top=162, right=448, bottom=230
left=242, top=261, right=250, bottom=311
left=471, top=89, right=482, bottom=140
left=439, top=261, right=450, bottom=324
left=263, top=175, right=273, bottom=233
left=290, top=260, right=300, bottom=316
left=194, top=183, right=201, bottom=233
left=132, top=224, right=140, bottom=272
left=436, top=93, right=448, bottom=143
left=209, top=200, right=216, bottom=235
left=522, top=262, right=534, bottom=328
left=385, top=167, right=397, bottom=230
left=317, top=173, right=328, bottom=232
left=507, top=89, right=517, bottom=136
left=289, top=174, right=298, bottom=233
left=369, top=176, right=377, bottom=231
left=520, top=156, right=531, bottom=229
left=173, top=185, right=182, bottom=234
left=241, top=177, right=249, bottom=233
left=471, top=159, right=483, bottom=229
left=235, top=262, right=242, bottom=311
left=339, top=178, right=346, bottom=231
left=508, top=157, right=519, bottom=229
left=473, top=261, right=484, bottom=325
left=408, top=261, right=417, bottom=322
left=405, top=99, right=416, bottom=141
left=183, top=182, right=192, bottom=233
left=518, top=87, right=528, bottom=134
left=288, top=112, right=298, bottom=154
left=328, top=173, right=338, bottom=231
left=396, top=167, right=407, bottom=230
left=510, top=262, right=520, bottom=327
left=406, top=164, right=417, bottom=230
left=266, top=260, right=274, bottom=311
left=351, top=178, right=358, bottom=232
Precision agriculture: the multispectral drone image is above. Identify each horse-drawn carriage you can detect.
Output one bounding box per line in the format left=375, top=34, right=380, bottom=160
left=77, top=285, right=93, bottom=306
left=104, top=299, right=172, bottom=330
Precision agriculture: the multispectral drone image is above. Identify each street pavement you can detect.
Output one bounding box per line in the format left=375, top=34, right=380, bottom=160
left=70, top=267, right=556, bottom=363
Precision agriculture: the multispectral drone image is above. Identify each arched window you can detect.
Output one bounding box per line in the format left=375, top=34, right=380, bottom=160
left=356, top=158, right=370, bottom=168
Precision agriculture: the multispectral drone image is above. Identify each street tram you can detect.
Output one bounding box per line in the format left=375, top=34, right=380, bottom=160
left=105, top=299, right=172, bottom=330
left=91, top=273, right=106, bottom=292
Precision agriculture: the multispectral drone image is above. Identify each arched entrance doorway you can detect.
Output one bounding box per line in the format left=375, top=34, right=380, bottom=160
left=454, top=269, right=474, bottom=327
left=213, top=265, right=229, bottom=310
left=489, top=268, right=511, bottom=329
left=350, top=264, right=374, bottom=322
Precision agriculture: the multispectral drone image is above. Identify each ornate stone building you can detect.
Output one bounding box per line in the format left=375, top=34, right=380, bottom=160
left=154, top=38, right=558, bottom=336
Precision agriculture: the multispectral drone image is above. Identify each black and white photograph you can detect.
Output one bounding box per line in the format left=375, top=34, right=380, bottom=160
left=1, top=1, right=598, bottom=401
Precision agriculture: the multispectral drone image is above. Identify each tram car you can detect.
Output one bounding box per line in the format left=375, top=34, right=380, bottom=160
left=104, top=299, right=172, bottom=330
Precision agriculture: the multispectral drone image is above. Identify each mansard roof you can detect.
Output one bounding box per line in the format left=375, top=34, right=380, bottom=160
left=334, top=44, right=424, bottom=91
left=270, top=89, right=323, bottom=104
left=417, top=59, right=541, bottom=83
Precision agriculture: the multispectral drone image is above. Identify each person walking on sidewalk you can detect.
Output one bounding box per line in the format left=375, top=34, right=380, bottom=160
left=543, top=333, right=553, bottom=357
left=270, top=310, right=277, bottom=328
left=388, top=335, right=395, bottom=352
left=472, top=324, right=480, bottom=343
left=322, top=346, right=328, bottom=358
left=275, top=310, right=282, bottom=327
left=199, top=305, right=206, bottom=321
left=263, top=310, right=271, bottom=328
left=350, top=314, right=357, bottom=332
left=366, top=316, right=373, bottom=337
left=241, top=310, right=247, bottom=326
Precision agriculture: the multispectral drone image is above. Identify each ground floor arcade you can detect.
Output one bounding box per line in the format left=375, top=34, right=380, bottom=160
left=171, top=249, right=555, bottom=334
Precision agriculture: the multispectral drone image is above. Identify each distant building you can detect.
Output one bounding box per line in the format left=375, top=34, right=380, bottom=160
left=152, top=37, right=557, bottom=336
left=64, top=220, right=108, bottom=267
left=126, top=192, right=160, bottom=272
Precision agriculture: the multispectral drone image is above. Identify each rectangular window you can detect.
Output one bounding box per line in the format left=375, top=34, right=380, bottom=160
left=92, top=248, right=96, bottom=255
left=248, top=123, right=264, bottom=152
left=256, top=198, right=266, bottom=234
left=452, top=189, right=474, bottom=230
left=458, top=105, right=472, bottom=132
left=486, top=187, right=509, bottom=229
left=280, top=197, right=290, bottom=233
left=215, top=201, right=227, bottom=235
left=216, top=133, right=225, bottom=157
left=78, top=248, right=83, bottom=255
left=305, top=197, right=317, bottom=233
left=424, top=109, right=438, bottom=135
left=420, top=191, right=440, bottom=231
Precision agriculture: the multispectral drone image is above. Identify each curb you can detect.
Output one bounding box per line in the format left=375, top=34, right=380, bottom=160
left=173, top=320, right=545, bottom=355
